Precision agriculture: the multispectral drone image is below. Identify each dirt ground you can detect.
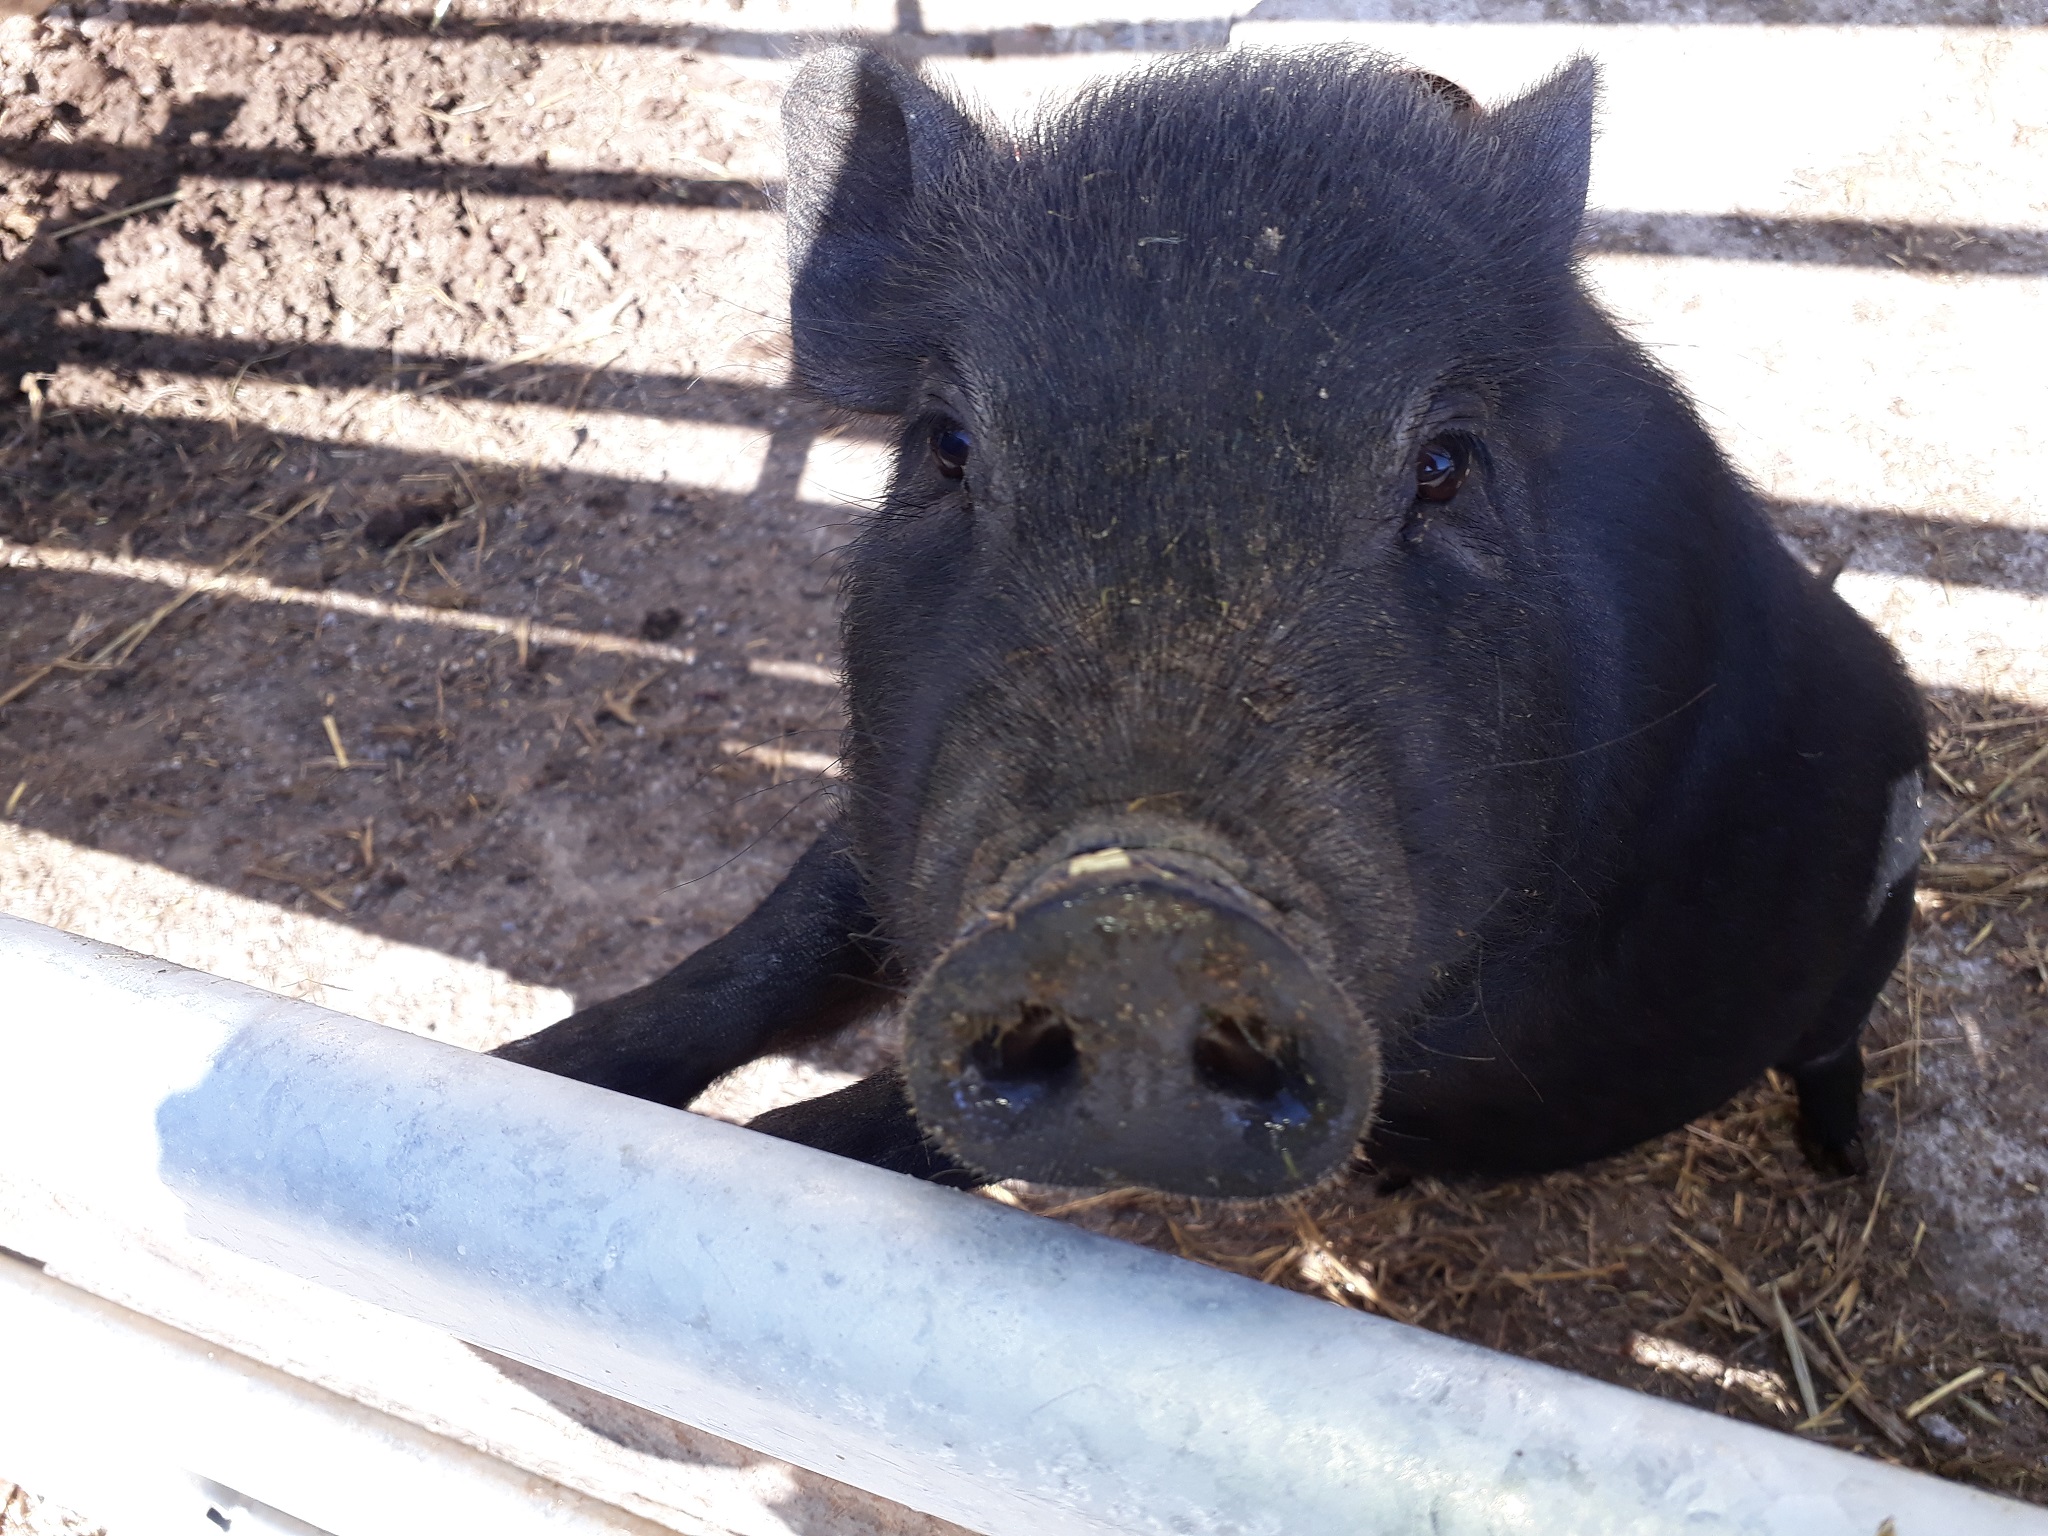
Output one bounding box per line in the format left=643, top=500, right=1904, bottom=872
left=0, top=1483, right=99, bottom=1536
left=0, top=0, right=2044, bottom=1524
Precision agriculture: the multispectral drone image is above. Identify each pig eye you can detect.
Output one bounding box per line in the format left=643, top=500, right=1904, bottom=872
left=931, top=423, right=973, bottom=480
left=1415, top=437, right=1470, bottom=503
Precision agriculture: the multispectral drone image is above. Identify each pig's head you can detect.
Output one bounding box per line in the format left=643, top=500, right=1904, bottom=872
left=784, top=47, right=1600, bottom=1197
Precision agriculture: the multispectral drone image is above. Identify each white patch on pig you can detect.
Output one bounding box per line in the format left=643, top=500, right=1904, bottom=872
left=1866, top=771, right=1924, bottom=922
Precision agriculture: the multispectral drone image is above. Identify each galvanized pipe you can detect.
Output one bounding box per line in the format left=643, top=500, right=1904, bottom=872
left=0, top=1251, right=670, bottom=1536
left=1, top=912, right=2041, bottom=1536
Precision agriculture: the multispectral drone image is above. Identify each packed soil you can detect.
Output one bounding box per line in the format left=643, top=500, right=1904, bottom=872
left=1, top=0, right=2044, bottom=1520
left=0, top=1483, right=99, bottom=1536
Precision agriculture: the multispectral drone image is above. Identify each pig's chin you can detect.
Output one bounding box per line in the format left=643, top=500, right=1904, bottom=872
left=898, top=834, right=1381, bottom=1200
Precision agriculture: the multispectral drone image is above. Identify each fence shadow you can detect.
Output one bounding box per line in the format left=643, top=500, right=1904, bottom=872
left=1582, top=212, right=2048, bottom=277
left=116, top=0, right=2048, bottom=49
left=0, top=133, right=775, bottom=208
left=36, top=325, right=885, bottom=438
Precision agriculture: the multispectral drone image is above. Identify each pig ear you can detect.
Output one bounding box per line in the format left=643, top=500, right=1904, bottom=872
left=1483, top=56, right=1597, bottom=265
left=1408, top=70, right=1480, bottom=115
left=783, top=47, right=979, bottom=413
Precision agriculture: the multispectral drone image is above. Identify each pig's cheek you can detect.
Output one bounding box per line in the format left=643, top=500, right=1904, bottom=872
left=1400, top=490, right=1515, bottom=585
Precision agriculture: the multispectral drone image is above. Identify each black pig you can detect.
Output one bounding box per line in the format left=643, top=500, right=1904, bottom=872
left=495, top=48, right=1927, bottom=1198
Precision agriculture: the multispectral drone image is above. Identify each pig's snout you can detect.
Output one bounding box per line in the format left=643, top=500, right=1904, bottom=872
left=901, top=849, right=1377, bottom=1197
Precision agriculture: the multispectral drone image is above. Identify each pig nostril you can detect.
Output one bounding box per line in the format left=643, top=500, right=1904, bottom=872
left=988, top=1005, right=1079, bottom=1080
left=961, top=1003, right=1080, bottom=1115
left=1192, top=1011, right=1290, bottom=1101
left=1193, top=1012, right=1321, bottom=1135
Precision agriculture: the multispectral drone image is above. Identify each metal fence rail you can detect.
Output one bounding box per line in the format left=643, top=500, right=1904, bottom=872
left=0, top=1253, right=668, bottom=1536
left=1, top=912, right=2041, bottom=1536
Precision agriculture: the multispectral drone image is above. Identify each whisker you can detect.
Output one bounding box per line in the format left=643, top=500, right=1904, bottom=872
left=1476, top=683, right=1716, bottom=774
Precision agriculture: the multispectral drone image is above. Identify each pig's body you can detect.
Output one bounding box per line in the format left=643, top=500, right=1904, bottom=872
left=497, top=49, right=1926, bottom=1196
